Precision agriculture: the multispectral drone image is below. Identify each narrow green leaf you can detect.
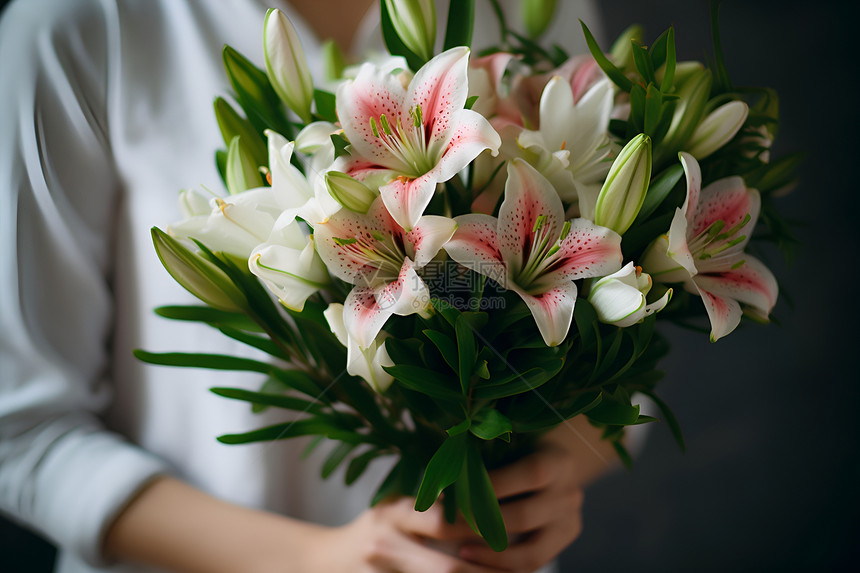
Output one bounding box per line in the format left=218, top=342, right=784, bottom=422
left=465, top=95, right=479, bottom=110
left=586, top=395, right=640, bottom=426
left=580, top=21, right=633, bottom=92
left=631, top=41, right=655, bottom=85
left=644, top=391, right=686, bottom=452
left=213, top=97, right=267, bottom=167
left=216, top=326, right=290, bottom=360
left=443, top=0, right=474, bottom=50
left=709, top=1, right=732, bottom=93
left=423, top=329, right=458, bottom=373
left=133, top=349, right=270, bottom=373
left=385, top=365, right=465, bottom=404
left=465, top=439, right=507, bottom=551
left=456, top=314, right=477, bottom=395
left=209, top=387, right=325, bottom=415
left=643, top=84, right=663, bottom=137
left=415, top=433, right=468, bottom=511
left=473, top=360, right=563, bottom=400
left=345, top=449, right=384, bottom=485
left=447, top=418, right=472, bottom=437
left=661, top=28, right=676, bottom=93
left=216, top=418, right=335, bottom=444
left=636, top=163, right=684, bottom=222
left=322, top=441, right=357, bottom=479
left=154, top=305, right=261, bottom=331
left=330, top=132, right=351, bottom=159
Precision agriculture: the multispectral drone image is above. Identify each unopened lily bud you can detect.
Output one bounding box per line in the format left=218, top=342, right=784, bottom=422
left=325, top=172, right=377, bottom=213
left=151, top=227, right=247, bottom=313
left=213, top=97, right=267, bottom=168
left=594, top=134, right=652, bottom=235
left=264, top=8, right=314, bottom=123
left=659, top=68, right=712, bottom=157
left=521, top=0, right=557, bottom=39
left=321, top=39, right=346, bottom=82
left=686, top=100, right=749, bottom=159
left=588, top=262, right=672, bottom=328
left=384, top=0, right=436, bottom=63
left=225, top=136, right=264, bottom=195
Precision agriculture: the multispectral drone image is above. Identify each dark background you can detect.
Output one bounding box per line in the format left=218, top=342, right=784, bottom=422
left=1, top=1, right=857, bottom=571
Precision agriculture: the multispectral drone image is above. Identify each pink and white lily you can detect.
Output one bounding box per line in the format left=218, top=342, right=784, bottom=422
left=445, top=159, right=623, bottom=346
left=641, top=152, right=778, bottom=341
left=336, top=47, right=501, bottom=231
left=314, top=197, right=457, bottom=348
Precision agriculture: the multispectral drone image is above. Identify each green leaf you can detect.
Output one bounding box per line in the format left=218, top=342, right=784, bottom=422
left=470, top=410, right=512, bottom=441
left=644, top=391, right=686, bottom=452
left=636, top=162, right=684, bottom=222
left=465, top=439, right=507, bottom=551
left=423, top=329, right=458, bottom=373
left=313, top=89, right=337, bottom=123
left=443, top=0, right=474, bottom=50
left=660, top=28, right=676, bottom=93
left=209, top=387, right=325, bottom=415
left=630, top=41, right=655, bottom=85
left=580, top=21, right=633, bottom=92
left=385, top=365, right=465, bottom=404
left=215, top=149, right=227, bottom=186
left=269, top=369, right=332, bottom=404
left=514, top=391, right=603, bottom=433
left=612, top=439, right=633, bottom=471
left=213, top=97, right=267, bottom=167
left=709, top=1, right=732, bottom=94
left=330, top=132, right=351, bottom=159
left=153, top=305, right=261, bottom=331
left=322, top=441, right=357, bottom=479
left=447, top=418, right=472, bottom=437
left=216, top=418, right=338, bottom=444
left=133, top=349, right=270, bottom=373
left=215, top=325, right=290, bottom=360
left=222, top=45, right=291, bottom=138
left=586, top=392, right=640, bottom=426
left=643, top=84, right=663, bottom=137
left=465, top=95, right=479, bottom=110
left=455, top=314, right=477, bottom=394
left=415, top=433, right=468, bottom=511
left=345, top=449, right=384, bottom=485
left=473, top=360, right=563, bottom=400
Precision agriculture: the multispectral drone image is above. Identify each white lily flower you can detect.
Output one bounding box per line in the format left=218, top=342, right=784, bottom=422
left=324, top=303, right=395, bottom=393
left=267, top=130, right=341, bottom=224
left=516, top=77, right=616, bottom=216
left=249, top=213, right=329, bottom=312
left=588, top=262, right=672, bottom=328
left=168, top=186, right=282, bottom=259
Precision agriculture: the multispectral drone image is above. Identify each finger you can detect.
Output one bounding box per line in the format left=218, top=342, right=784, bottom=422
left=383, top=497, right=479, bottom=541
left=488, top=450, right=569, bottom=500
left=498, top=487, right=584, bottom=535
left=458, top=511, right=584, bottom=572
left=382, top=531, right=512, bottom=573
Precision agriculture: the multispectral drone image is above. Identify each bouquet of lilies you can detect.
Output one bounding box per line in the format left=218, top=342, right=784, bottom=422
left=137, top=0, right=797, bottom=551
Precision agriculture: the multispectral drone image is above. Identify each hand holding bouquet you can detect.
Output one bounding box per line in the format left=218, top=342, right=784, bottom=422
left=137, top=0, right=796, bottom=552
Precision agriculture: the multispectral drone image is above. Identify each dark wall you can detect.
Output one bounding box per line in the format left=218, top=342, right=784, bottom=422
left=560, top=1, right=860, bottom=571
left=1, top=1, right=857, bottom=572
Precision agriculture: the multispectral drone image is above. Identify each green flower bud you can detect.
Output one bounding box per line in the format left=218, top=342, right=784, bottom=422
left=225, top=136, right=263, bottom=195
left=264, top=8, right=314, bottom=123
left=521, top=0, right=558, bottom=39
left=657, top=68, right=712, bottom=160
left=325, top=172, right=378, bottom=214
left=384, top=0, right=436, bottom=62
left=686, top=100, right=749, bottom=159
left=594, top=134, right=652, bottom=235
left=151, top=227, right=247, bottom=313
left=213, top=97, right=267, bottom=167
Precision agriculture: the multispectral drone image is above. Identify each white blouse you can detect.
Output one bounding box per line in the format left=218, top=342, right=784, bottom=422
left=0, top=1, right=601, bottom=571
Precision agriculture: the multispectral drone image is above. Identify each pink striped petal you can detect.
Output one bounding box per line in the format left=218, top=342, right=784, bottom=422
left=374, top=259, right=431, bottom=317
left=337, top=63, right=410, bottom=171
left=693, top=255, right=778, bottom=319
left=691, top=282, right=742, bottom=342
left=512, top=281, right=578, bottom=347
left=444, top=214, right=507, bottom=285
left=541, top=218, right=623, bottom=283
left=498, top=159, right=565, bottom=272
left=406, top=47, right=470, bottom=142
left=425, top=108, right=501, bottom=184
left=666, top=207, right=697, bottom=277
left=691, top=176, right=759, bottom=239
left=407, top=215, right=457, bottom=267
left=379, top=172, right=436, bottom=231
left=343, top=286, right=394, bottom=349
left=678, top=152, right=701, bottom=227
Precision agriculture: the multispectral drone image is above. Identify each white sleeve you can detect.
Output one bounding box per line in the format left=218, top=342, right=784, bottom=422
left=0, top=0, right=172, bottom=565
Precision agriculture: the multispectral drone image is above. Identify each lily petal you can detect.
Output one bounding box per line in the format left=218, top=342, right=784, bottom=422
left=444, top=213, right=507, bottom=285
left=692, top=282, right=742, bottom=343
left=407, top=215, right=458, bottom=267
left=693, top=255, right=778, bottom=320
left=343, top=286, right=393, bottom=349
left=512, top=280, right=578, bottom=347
